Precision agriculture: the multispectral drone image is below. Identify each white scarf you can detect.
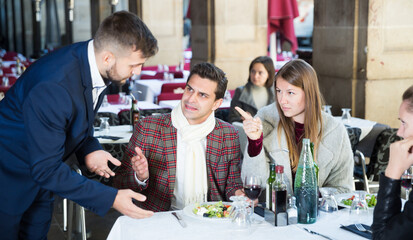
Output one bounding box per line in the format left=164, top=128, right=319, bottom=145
left=171, top=101, right=215, bottom=206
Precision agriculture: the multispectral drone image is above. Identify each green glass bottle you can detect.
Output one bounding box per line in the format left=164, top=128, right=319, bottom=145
left=266, top=163, right=276, bottom=210
left=310, top=142, right=319, bottom=184
left=294, top=138, right=318, bottom=224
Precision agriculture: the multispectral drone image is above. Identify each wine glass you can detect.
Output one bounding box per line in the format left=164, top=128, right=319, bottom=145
left=341, top=108, right=352, bottom=124
left=99, top=117, right=110, bottom=136
left=319, top=187, right=338, bottom=213
left=401, top=166, right=413, bottom=200
left=243, top=175, right=262, bottom=222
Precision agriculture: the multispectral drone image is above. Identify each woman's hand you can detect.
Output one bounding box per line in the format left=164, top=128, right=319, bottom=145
left=235, top=106, right=263, bottom=140
left=385, top=137, right=413, bottom=180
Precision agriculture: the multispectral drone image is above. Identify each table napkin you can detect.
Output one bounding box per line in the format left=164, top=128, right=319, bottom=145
left=340, top=224, right=372, bottom=239
left=96, top=135, right=122, bottom=141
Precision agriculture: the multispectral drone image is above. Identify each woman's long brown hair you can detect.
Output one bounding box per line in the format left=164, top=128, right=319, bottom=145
left=275, top=59, right=324, bottom=172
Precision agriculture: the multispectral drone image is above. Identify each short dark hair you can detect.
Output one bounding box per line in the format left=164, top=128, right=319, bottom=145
left=402, top=85, right=413, bottom=113
left=187, top=63, right=228, bottom=100
left=247, top=56, right=276, bottom=88
left=94, top=11, right=158, bottom=58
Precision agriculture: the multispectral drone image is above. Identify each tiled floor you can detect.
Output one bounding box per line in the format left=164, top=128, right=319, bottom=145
left=48, top=196, right=121, bottom=240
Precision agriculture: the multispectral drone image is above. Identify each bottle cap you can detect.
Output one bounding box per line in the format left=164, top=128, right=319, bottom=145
left=275, top=165, right=284, bottom=173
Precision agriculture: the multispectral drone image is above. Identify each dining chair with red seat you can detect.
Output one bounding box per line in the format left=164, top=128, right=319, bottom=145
left=156, top=93, right=183, bottom=104
left=2, top=51, right=18, bottom=61
left=139, top=72, right=164, bottom=80
left=160, top=82, right=186, bottom=94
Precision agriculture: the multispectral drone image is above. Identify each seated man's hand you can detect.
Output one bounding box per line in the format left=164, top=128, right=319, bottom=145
left=235, top=107, right=263, bottom=140
left=113, top=189, right=154, bottom=219
left=131, top=146, right=149, bottom=181
left=85, top=150, right=121, bottom=178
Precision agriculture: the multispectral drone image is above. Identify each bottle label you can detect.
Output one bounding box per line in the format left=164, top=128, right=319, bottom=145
left=132, top=112, right=140, bottom=125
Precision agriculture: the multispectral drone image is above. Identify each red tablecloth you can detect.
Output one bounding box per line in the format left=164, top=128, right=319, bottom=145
left=268, top=0, right=299, bottom=53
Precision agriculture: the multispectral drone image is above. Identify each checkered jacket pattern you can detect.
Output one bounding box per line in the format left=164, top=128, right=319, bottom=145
left=113, top=113, right=243, bottom=211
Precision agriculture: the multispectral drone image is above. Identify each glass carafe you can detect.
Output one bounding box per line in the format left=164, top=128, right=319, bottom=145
left=341, top=108, right=352, bottom=124
left=319, top=187, right=338, bottom=213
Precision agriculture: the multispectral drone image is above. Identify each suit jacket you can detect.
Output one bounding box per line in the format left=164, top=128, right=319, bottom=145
left=241, top=103, right=354, bottom=195
left=113, top=113, right=243, bottom=211
left=228, top=82, right=275, bottom=123
left=0, top=41, right=117, bottom=216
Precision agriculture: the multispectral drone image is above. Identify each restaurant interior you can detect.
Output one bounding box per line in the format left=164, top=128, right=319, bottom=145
left=1, top=0, right=413, bottom=239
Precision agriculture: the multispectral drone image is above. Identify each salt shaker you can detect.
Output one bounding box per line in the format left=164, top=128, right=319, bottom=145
left=287, top=195, right=298, bottom=225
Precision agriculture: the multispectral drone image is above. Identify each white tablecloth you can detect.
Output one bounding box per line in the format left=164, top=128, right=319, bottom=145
left=158, top=100, right=231, bottom=110
left=98, top=101, right=163, bottom=114
left=95, top=125, right=132, bottom=144
left=334, top=116, right=376, bottom=141
left=107, top=209, right=372, bottom=240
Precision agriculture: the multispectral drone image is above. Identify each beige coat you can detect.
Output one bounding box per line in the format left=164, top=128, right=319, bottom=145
left=241, top=103, right=354, bottom=195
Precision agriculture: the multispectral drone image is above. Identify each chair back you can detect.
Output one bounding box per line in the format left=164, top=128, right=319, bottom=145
left=160, top=82, right=186, bottom=94
left=157, top=93, right=183, bottom=104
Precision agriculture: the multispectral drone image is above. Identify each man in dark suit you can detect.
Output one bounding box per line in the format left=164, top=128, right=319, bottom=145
left=113, top=63, right=244, bottom=211
left=0, top=11, right=158, bottom=239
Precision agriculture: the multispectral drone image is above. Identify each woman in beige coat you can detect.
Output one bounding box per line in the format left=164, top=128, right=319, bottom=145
left=237, top=59, right=353, bottom=195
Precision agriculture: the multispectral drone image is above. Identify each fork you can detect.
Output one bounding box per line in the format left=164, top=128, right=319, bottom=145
left=355, top=223, right=373, bottom=234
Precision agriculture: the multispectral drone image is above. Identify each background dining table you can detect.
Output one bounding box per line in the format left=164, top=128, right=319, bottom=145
left=107, top=208, right=373, bottom=240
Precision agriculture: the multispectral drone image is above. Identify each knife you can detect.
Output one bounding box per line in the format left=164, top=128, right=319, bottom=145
left=303, top=228, right=333, bottom=240
left=171, top=212, right=187, bottom=228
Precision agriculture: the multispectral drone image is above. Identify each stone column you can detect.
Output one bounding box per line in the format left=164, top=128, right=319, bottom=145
left=313, top=0, right=413, bottom=127
left=190, top=0, right=267, bottom=90
left=141, top=0, right=183, bottom=66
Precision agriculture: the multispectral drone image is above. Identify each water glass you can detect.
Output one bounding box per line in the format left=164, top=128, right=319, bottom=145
left=119, top=92, right=126, bottom=104
left=319, top=187, right=338, bottom=213
left=322, top=105, right=332, bottom=115
left=341, top=108, right=352, bottom=124
left=99, top=117, right=110, bottom=135
left=229, top=196, right=251, bottom=228
left=350, top=191, right=369, bottom=223
left=2, top=76, right=9, bottom=87
left=101, top=95, right=109, bottom=107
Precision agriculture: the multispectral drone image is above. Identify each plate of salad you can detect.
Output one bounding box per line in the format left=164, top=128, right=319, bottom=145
left=183, top=201, right=232, bottom=220
left=335, top=192, right=377, bottom=208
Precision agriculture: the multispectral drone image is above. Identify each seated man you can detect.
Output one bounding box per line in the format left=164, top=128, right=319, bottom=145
left=113, top=62, right=244, bottom=211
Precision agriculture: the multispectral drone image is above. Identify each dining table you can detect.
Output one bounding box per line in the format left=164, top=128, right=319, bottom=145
left=134, top=78, right=188, bottom=102
left=334, top=116, right=390, bottom=158
left=107, top=207, right=373, bottom=240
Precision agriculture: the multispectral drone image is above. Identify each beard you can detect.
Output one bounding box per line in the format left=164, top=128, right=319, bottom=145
left=104, top=64, right=128, bottom=86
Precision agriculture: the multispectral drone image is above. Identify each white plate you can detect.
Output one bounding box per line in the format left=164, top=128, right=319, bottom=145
left=335, top=192, right=376, bottom=209
left=182, top=201, right=232, bottom=221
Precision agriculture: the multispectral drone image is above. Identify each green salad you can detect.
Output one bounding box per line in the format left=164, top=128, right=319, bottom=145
left=341, top=194, right=377, bottom=208
left=192, top=201, right=232, bottom=218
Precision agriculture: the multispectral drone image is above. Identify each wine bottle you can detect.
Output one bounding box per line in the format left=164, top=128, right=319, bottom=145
left=266, top=163, right=276, bottom=210
left=130, top=99, right=140, bottom=127
left=272, top=165, right=287, bottom=226
left=294, top=138, right=318, bottom=224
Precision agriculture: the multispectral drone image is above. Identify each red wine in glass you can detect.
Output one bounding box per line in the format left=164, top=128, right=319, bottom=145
left=244, top=185, right=262, bottom=200
left=401, top=175, right=412, bottom=189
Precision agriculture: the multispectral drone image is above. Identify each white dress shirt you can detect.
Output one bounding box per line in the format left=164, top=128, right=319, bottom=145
left=87, top=40, right=107, bottom=109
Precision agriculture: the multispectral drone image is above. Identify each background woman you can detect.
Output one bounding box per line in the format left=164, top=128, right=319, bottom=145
left=238, top=59, right=353, bottom=195
left=228, top=56, right=276, bottom=123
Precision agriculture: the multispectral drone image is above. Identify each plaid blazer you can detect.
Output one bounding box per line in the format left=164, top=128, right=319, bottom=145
left=113, top=113, right=243, bottom=211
